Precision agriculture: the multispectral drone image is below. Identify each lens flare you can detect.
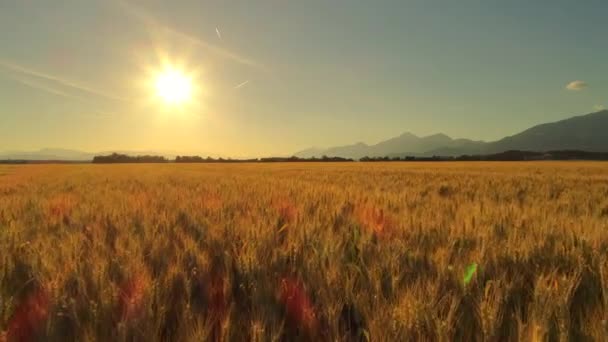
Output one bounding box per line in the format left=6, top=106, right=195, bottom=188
left=463, top=263, right=478, bottom=286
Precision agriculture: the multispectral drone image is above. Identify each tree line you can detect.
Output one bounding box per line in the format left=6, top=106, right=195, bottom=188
left=360, top=150, right=608, bottom=162
left=175, top=155, right=354, bottom=163
left=92, top=153, right=168, bottom=163
left=92, top=153, right=354, bottom=163
left=6, top=150, right=608, bottom=165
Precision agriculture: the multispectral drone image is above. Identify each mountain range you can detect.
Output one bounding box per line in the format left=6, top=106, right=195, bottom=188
left=2, top=110, right=607, bottom=161
left=0, top=149, right=178, bottom=161
left=295, top=110, right=608, bottom=159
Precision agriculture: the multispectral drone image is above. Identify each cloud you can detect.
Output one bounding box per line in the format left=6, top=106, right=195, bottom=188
left=0, top=67, right=118, bottom=117
left=11, top=76, right=85, bottom=101
left=0, top=59, right=129, bottom=102
left=6, top=75, right=116, bottom=117
left=167, top=29, right=266, bottom=70
left=117, top=0, right=266, bottom=70
left=594, top=104, right=605, bottom=111
left=566, top=80, right=588, bottom=91
left=234, top=80, right=250, bottom=89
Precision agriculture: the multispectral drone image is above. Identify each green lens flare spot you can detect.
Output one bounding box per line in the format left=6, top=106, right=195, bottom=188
left=463, top=263, right=478, bottom=286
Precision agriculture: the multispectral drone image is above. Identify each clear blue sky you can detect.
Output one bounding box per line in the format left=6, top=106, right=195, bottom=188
left=1, top=0, right=606, bottom=156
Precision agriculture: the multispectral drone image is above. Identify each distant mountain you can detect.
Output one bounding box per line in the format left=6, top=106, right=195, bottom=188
left=293, top=147, right=325, bottom=159
left=0, top=149, right=179, bottom=161
left=295, top=110, right=608, bottom=159
left=295, top=133, right=485, bottom=159
left=4, top=111, right=607, bottom=161
left=484, top=110, right=608, bottom=153
left=0, top=148, right=95, bottom=161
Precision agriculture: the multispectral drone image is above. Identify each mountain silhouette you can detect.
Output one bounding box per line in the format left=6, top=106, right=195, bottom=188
left=296, top=110, right=608, bottom=158
left=3, top=111, right=607, bottom=161
left=0, top=149, right=179, bottom=161
left=295, top=133, right=484, bottom=159
left=0, top=148, right=95, bottom=161
left=484, top=110, right=608, bottom=153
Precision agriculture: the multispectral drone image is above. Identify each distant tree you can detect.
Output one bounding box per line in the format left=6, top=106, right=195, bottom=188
left=175, top=156, right=205, bottom=163
left=92, top=153, right=167, bottom=163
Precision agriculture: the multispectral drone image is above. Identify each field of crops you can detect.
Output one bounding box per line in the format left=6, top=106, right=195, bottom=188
left=1, top=162, right=608, bottom=341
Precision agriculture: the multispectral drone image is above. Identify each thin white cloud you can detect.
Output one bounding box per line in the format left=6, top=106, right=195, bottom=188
left=1, top=72, right=117, bottom=117
left=169, top=29, right=266, bottom=70
left=566, top=80, right=588, bottom=91
left=117, top=0, right=266, bottom=70
left=0, top=59, right=129, bottom=102
left=234, top=80, right=250, bottom=89
left=11, top=76, right=85, bottom=101
left=216, top=27, right=222, bottom=40
left=594, top=104, right=605, bottom=111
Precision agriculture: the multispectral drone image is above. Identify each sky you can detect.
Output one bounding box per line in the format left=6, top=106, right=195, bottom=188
left=1, top=0, right=607, bottom=157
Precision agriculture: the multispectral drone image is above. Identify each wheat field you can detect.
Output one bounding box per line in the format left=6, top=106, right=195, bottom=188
left=1, top=162, right=607, bottom=341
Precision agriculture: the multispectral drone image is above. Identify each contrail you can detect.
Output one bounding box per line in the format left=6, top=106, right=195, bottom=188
left=117, top=0, right=266, bottom=70
left=4, top=75, right=117, bottom=117
left=234, top=80, right=250, bottom=89
left=169, top=30, right=267, bottom=70
left=215, top=27, right=222, bottom=40
left=10, top=76, right=84, bottom=101
left=4, top=76, right=115, bottom=117
left=0, top=59, right=129, bottom=102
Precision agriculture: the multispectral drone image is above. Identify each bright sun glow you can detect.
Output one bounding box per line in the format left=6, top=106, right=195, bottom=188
left=155, top=69, right=193, bottom=105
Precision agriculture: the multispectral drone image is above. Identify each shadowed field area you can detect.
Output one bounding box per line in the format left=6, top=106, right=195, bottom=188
left=1, top=162, right=608, bottom=341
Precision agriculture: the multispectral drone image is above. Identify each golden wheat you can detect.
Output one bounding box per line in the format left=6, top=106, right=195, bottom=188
left=1, top=162, right=607, bottom=341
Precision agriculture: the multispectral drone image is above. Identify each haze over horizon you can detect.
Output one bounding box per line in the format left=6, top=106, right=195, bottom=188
left=1, top=0, right=607, bottom=156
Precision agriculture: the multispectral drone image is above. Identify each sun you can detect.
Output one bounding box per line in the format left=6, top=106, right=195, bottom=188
left=154, top=68, right=193, bottom=105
